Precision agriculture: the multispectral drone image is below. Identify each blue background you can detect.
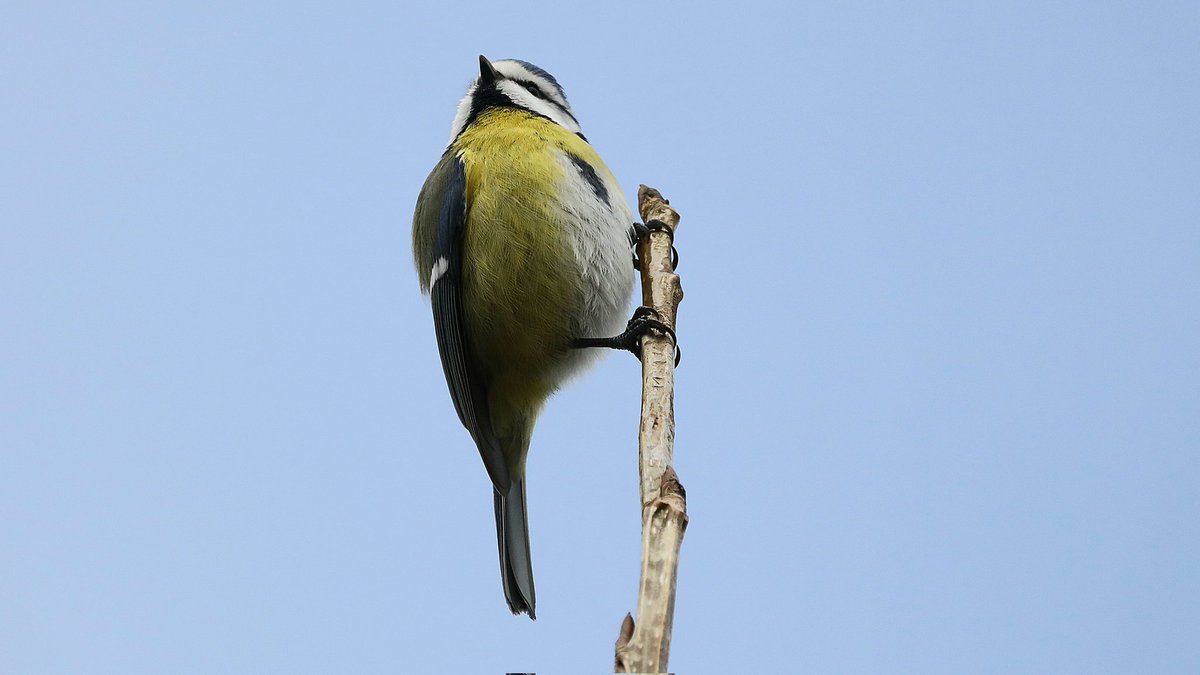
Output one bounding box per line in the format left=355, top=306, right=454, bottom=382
left=3, top=2, right=1197, bottom=672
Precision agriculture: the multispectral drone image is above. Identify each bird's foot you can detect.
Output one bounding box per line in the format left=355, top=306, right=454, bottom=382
left=631, top=219, right=679, bottom=271
left=572, top=306, right=681, bottom=366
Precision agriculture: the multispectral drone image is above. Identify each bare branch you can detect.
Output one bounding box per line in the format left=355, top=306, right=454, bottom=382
left=615, top=186, right=688, bottom=674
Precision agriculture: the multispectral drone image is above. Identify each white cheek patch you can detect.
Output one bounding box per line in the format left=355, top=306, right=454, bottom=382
left=430, top=256, right=450, bottom=287
left=496, top=81, right=582, bottom=135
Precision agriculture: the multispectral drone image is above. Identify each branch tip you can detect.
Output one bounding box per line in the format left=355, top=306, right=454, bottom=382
left=637, top=184, right=680, bottom=233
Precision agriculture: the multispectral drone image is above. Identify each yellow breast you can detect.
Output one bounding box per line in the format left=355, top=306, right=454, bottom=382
left=450, top=109, right=609, bottom=400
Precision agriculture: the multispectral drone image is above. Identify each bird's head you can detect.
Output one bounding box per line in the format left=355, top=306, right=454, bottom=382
left=449, top=55, right=583, bottom=143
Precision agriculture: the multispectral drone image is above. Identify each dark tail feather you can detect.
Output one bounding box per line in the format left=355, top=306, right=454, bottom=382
left=494, top=478, right=536, bottom=619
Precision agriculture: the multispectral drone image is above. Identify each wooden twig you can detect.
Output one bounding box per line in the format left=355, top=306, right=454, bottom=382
left=614, top=186, right=687, bottom=674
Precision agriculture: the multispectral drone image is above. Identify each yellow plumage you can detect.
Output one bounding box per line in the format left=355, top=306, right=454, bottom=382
left=451, top=108, right=622, bottom=455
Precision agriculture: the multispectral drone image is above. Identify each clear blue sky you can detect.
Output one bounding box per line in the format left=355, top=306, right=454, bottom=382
left=3, top=2, right=1197, bottom=673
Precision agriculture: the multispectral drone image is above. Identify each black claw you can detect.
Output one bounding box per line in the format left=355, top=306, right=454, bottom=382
left=625, top=307, right=681, bottom=366
left=644, top=218, right=674, bottom=240
left=631, top=221, right=680, bottom=271
left=630, top=305, right=657, bottom=322
left=631, top=222, right=647, bottom=270
left=572, top=306, right=681, bottom=366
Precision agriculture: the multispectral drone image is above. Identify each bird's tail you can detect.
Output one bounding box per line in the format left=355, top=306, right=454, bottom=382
left=494, top=478, right=536, bottom=619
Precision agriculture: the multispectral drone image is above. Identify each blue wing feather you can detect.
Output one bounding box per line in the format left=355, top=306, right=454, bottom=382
left=430, top=156, right=511, bottom=490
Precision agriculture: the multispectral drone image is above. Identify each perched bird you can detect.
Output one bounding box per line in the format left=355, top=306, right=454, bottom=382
left=412, top=56, right=641, bottom=619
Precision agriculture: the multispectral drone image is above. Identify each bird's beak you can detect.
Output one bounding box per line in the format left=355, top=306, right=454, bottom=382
left=478, top=55, right=499, bottom=85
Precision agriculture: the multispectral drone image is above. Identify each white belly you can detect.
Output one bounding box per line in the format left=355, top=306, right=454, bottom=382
left=551, top=151, right=636, bottom=382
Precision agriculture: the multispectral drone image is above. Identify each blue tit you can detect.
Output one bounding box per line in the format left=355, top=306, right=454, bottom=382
left=412, top=56, right=636, bottom=619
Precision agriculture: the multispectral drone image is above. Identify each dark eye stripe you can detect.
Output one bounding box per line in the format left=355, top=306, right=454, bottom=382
left=507, top=78, right=579, bottom=128
left=518, top=80, right=551, bottom=101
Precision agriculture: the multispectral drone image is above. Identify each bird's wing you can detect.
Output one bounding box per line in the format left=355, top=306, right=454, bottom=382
left=415, top=153, right=511, bottom=490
